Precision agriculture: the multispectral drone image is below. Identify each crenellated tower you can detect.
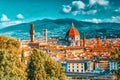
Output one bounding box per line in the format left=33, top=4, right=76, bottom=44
left=30, top=23, right=35, bottom=42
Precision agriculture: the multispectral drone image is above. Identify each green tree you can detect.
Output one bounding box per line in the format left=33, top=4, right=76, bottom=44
left=45, top=57, right=66, bottom=80
left=21, top=50, right=25, bottom=63
left=111, top=48, right=120, bottom=79
left=28, top=49, right=66, bottom=80
left=0, top=35, right=26, bottom=80
left=0, top=35, right=66, bottom=80
left=0, top=35, right=8, bottom=49
left=0, top=35, right=20, bottom=49
left=6, top=37, right=20, bottom=49
left=0, top=49, right=27, bottom=80
left=28, top=49, right=46, bottom=80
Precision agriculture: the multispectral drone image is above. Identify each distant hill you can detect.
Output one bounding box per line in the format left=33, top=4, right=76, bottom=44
left=0, top=18, right=120, bottom=39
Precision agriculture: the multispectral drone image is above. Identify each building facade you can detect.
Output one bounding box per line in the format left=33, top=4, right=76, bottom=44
left=62, top=60, right=87, bottom=73
left=109, top=60, right=118, bottom=71
left=62, top=58, right=118, bottom=74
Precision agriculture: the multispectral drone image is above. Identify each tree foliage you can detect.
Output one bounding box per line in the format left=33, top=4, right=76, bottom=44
left=0, top=49, right=27, bottom=80
left=111, top=47, right=120, bottom=79
left=0, top=35, right=66, bottom=80
left=111, top=48, right=120, bottom=64
left=45, top=57, right=66, bottom=80
left=0, top=35, right=8, bottom=49
left=28, top=49, right=66, bottom=80
left=0, top=35, right=20, bottom=49
left=28, top=49, right=46, bottom=80
left=6, top=37, right=20, bottom=49
left=0, top=35, right=26, bottom=80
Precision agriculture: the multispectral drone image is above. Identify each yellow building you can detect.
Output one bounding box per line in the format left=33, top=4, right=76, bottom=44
left=99, top=60, right=109, bottom=70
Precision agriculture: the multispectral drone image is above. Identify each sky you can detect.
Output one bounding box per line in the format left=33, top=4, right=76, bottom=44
left=0, top=0, right=120, bottom=27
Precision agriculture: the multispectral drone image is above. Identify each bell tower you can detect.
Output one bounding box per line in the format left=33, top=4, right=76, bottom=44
left=42, top=29, right=47, bottom=43
left=96, top=36, right=101, bottom=48
left=30, top=23, right=35, bottom=42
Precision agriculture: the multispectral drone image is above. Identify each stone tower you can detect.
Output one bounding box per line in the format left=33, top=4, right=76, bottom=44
left=42, top=29, right=47, bottom=43
left=30, top=23, right=35, bottom=42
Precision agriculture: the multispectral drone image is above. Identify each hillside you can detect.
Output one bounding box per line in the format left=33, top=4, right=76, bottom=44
left=0, top=18, right=120, bottom=39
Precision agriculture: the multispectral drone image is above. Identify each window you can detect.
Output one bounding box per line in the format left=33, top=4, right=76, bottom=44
left=72, top=37, right=74, bottom=39
left=68, top=66, right=70, bottom=68
left=81, top=70, right=83, bottom=72
left=81, top=66, right=83, bottom=68
left=72, top=66, right=74, bottom=68
left=69, top=69, right=70, bottom=72
left=77, top=69, right=79, bottom=72
left=72, top=69, right=74, bottom=72
left=77, top=66, right=79, bottom=68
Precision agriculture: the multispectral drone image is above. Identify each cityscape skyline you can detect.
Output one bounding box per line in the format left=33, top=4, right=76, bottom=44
left=0, top=0, right=120, bottom=80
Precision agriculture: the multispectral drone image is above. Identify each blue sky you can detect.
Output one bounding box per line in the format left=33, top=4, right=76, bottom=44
left=0, top=0, right=120, bottom=27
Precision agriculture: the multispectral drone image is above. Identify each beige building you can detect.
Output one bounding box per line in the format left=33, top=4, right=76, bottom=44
left=67, top=60, right=87, bottom=73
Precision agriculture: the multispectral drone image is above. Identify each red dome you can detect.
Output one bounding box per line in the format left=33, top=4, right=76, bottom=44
left=66, top=23, right=80, bottom=37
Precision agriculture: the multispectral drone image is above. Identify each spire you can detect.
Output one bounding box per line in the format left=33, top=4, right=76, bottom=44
left=83, top=33, right=86, bottom=40
left=96, top=36, right=101, bottom=48
left=83, top=33, right=86, bottom=48
left=72, top=23, right=74, bottom=27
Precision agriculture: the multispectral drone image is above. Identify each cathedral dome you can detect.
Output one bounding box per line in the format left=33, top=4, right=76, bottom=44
left=66, top=23, right=80, bottom=37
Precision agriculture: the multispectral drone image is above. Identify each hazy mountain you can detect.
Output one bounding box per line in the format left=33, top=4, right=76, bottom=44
left=0, top=18, right=120, bottom=39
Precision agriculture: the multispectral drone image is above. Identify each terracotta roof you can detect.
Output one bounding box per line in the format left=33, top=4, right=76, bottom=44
left=21, top=46, right=30, bottom=51
left=66, top=60, right=87, bottom=63
left=66, top=23, right=80, bottom=37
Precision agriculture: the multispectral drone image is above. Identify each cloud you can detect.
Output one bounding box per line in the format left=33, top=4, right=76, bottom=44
left=92, top=18, right=102, bottom=23
left=72, top=11, right=80, bottom=16
left=16, top=14, right=24, bottom=19
left=82, top=10, right=97, bottom=15
left=89, top=0, right=97, bottom=5
left=105, top=16, right=120, bottom=23
left=1, top=14, right=10, bottom=22
left=98, top=0, right=109, bottom=6
left=0, top=14, right=25, bottom=28
left=61, top=1, right=85, bottom=15
left=61, top=0, right=110, bottom=16
left=83, top=18, right=102, bottom=23
left=89, top=0, right=109, bottom=6
left=115, top=8, right=120, bottom=13
left=82, top=16, right=120, bottom=23
left=72, top=1, right=85, bottom=9
left=0, top=20, right=23, bottom=28
left=71, top=9, right=97, bottom=16
left=62, top=5, right=72, bottom=13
